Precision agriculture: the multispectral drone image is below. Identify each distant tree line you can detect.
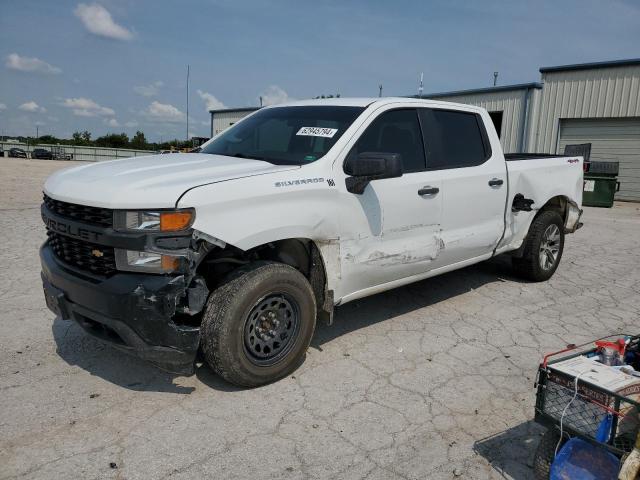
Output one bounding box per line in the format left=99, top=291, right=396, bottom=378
left=9, top=130, right=193, bottom=151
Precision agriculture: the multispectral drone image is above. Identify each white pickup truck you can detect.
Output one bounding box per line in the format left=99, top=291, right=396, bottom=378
left=41, top=98, right=583, bottom=386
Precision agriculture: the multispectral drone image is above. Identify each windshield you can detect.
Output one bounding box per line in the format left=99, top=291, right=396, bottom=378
left=201, top=106, right=365, bottom=165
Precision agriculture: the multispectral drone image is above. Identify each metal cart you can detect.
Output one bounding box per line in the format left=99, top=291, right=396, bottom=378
left=533, top=335, right=640, bottom=479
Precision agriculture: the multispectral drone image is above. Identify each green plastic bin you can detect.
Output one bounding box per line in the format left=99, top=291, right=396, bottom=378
left=583, top=174, right=620, bottom=208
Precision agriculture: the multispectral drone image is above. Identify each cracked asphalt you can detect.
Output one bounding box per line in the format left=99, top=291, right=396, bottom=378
left=2, top=157, right=640, bottom=479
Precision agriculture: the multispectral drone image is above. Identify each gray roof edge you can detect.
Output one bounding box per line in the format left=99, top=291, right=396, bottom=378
left=209, top=107, right=260, bottom=114
left=540, top=58, right=640, bottom=73
left=414, top=82, right=543, bottom=99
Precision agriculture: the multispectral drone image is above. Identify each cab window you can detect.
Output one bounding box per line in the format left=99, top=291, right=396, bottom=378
left=350, top=109, right=426, bottom=173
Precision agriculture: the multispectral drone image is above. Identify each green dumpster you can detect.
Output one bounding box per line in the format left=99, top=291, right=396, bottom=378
left=583, top=174, right=620, bottom=208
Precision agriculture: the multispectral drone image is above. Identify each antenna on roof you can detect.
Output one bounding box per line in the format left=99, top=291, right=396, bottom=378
left=493, top=71, right=499, bottom=86
left=418, top=72, right=424, bottom=98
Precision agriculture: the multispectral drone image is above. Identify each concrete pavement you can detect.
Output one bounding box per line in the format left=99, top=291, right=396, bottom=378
left=2, top=157, right=640, bottom=479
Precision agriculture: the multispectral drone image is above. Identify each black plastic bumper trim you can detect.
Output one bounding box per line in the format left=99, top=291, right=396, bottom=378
left=41, top=244, right=199, bottom=375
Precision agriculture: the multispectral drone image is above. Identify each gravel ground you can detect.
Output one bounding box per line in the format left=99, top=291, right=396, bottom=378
left=2, top=157, right=640, bottom=480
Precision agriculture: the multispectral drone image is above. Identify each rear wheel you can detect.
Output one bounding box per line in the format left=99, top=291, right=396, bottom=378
left=201, top=261, right=316, bottom=387
left=512, top=210, right=565, bottom=282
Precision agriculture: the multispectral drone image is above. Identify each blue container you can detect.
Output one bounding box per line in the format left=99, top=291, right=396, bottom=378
left=551, top=438, right=619, bottom=480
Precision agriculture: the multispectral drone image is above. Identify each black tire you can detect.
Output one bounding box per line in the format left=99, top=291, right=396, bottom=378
left=533, top=429, right=562, bottom=480
left=201, top=261, right=317, bottom=387
left=512, top=210, right=565, bottom=282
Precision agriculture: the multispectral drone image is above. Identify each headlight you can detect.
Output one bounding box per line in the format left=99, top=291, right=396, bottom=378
left=114, top=209, right=194, bottom=232
left=115, top=249, right=182, bottom=273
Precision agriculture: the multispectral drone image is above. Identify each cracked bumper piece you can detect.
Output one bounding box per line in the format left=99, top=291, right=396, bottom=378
left=40, top=244, right=201, bottom=375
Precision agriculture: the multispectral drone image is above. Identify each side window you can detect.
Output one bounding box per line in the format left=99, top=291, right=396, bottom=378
left=351, top=109, right=426, bottom=173
left=419, top=109, right=488, bottom=170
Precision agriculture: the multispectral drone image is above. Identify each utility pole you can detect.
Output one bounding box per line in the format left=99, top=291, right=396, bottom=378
left=36, top=125, right=39, bottom=140
left=418, top=72, right=424, bottom=98
left=378, top=84, right=383, bottom=97
left=493, top=71, right=499, bottom=86
left=186, top=65, right=190, bottom=143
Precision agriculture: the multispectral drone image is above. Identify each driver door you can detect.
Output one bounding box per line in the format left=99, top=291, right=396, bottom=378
left=337, top=108, right=444, bottom=298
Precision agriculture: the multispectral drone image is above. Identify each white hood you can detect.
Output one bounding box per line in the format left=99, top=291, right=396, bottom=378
left=43, top=153, right=299, bottom=208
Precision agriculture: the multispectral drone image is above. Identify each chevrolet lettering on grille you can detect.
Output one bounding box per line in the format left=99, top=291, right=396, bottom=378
left=42, top=213, right=102, bottom=242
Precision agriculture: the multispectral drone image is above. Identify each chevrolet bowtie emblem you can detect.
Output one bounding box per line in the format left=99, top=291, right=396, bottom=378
left=91, top=249, right=104, bottom=258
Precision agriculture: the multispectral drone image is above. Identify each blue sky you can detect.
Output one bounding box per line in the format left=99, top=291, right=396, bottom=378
left=1, top=0, right=639, bottom=142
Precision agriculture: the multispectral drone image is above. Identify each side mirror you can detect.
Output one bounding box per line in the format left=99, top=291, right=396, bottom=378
left=344, top=152, right=403, bottom=194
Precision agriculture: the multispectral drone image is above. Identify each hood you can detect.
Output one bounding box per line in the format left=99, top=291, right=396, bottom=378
left=43, top=153, right=299, bottom=208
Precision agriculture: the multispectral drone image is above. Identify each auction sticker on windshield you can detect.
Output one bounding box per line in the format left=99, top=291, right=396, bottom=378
left=296, top=127, right=338, bottom=138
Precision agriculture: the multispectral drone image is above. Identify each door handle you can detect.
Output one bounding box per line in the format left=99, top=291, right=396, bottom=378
left=488, top=178, right=504, bottom=187
left=418, top=186, right=439, bottom=196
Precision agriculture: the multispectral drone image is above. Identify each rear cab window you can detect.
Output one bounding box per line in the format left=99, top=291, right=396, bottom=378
left=418, top=109, right=490, bottom=170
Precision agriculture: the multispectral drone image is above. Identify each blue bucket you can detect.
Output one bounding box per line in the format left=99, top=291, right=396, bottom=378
left=550, top=438, right=619, bottom=480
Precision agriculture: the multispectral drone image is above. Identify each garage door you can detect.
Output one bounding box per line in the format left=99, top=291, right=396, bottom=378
left=558, top=118, right=640, bottom=201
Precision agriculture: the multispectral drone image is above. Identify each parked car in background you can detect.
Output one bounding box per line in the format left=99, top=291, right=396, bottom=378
left=9, top=147, right=28, bottom=158
left=32, top=148, right=54, bottom=160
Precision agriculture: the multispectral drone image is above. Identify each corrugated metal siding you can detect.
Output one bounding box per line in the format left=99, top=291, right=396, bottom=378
left=429, top=90, right=527, bottom=153
left=212, top=111, right=255, bottom=136
left=534, top=65, right=640, bottom=153
left=558, top=118, right=640, bottom=201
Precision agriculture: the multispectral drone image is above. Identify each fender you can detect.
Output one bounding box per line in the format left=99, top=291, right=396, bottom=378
left=178, top=162, right=344, bottom=293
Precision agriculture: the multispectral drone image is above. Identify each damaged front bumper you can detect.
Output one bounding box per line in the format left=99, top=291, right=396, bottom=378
left=40, top=244, right=206, bottom=375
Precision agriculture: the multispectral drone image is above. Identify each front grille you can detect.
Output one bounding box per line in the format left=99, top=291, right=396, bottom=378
left=47, top=231, right=116, bottom=276
left=43, top=194, right=113, bottom=228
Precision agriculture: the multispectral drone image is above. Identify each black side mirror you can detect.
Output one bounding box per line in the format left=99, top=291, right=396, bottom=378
left=344, top=152, right=403, bottom=194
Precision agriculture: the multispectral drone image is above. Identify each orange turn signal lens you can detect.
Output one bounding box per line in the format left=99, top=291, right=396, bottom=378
left=159, top=211, right=194, bottom=232
left=161, top=255, right=180, bottom=271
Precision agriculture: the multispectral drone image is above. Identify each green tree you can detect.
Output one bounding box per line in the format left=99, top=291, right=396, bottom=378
left=130, top=130, right=147, bottom=150
left=72, top=130, right=92, bottom=146
left=95, top=133, right=129, bottom=148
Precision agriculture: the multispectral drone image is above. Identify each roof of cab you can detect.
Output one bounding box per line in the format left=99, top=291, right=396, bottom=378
left=267, top=97, right=482, bottom=111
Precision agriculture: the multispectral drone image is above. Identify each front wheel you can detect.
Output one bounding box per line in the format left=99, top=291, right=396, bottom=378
left=512, top=210, right=565, bottom=282
left=201, top=261, right=317, bottom=387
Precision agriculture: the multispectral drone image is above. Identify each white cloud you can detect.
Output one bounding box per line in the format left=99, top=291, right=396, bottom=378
left=5, top=53, right=61, bottom=74
left=197, top=90, right=226, bottom=111
left=19, top=101, right=46, bottom=113
left=259, top=85, right=291, bottom=106
left=143, top=101, right=185, bottom=123
left=134, top=81, right=163, bottom=97
left=62, top=97, right=115, bottom=117
left=104, top=118, right=120, bottom=127
left=74, top=3, right=133, bottom=41
left=0, top=103, right=6, bottom=111
left=124, top=120, right=139, bottom=128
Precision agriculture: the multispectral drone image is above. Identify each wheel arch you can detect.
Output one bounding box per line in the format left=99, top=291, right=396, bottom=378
left=195, top=236, right=335, bottom=323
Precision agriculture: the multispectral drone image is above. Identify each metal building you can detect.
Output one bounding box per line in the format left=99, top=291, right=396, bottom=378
left=534, top=59, right=640, bottom=201
left=424, top=83, right=542, bottom=154
left=210, top=58, right=640, bottom=200
left=422, top=58, right=640, bottom=201
left=210, top=107, right=259, bottom=137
